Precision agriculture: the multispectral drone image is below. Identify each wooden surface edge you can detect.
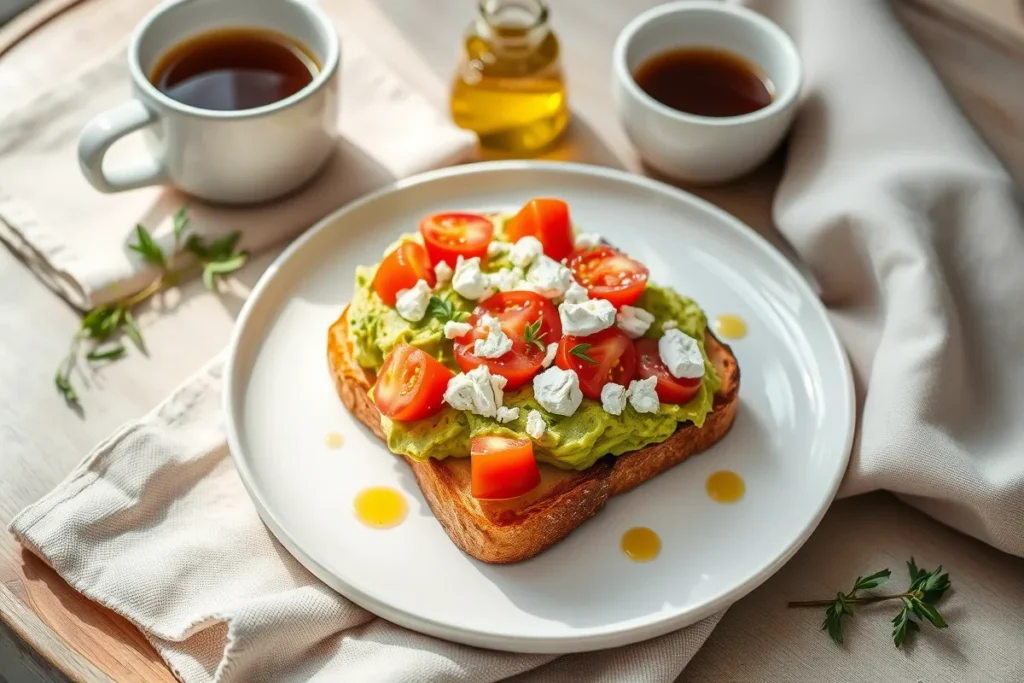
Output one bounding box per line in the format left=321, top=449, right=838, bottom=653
left=1, top=581, right=109, bottom=683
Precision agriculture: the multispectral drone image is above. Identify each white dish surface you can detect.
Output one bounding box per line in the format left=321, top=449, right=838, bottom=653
left=224, top=161, right=854, bottom=653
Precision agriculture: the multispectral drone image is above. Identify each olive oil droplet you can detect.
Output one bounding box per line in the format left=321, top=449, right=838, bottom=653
left=325, top=432, right=344, bottom=449
left=621, top=527, right=661, bottom=562
left=354, top=487, right=408, bottom=528
left=714, top=314, right=747, bottom=339
left=706, top=470, right=745, bottom=503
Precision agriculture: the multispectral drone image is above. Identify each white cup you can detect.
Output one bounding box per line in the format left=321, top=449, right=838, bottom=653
left=612, top=1, right=802, bottom=184
left=77, top=0, right=340, bottom=205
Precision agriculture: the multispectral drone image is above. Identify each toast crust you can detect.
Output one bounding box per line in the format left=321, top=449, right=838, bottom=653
left=328, top=306, right=739, bottom=563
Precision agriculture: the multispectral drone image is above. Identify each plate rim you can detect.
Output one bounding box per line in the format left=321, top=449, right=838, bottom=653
left=223, top=159, right=855, bottom=653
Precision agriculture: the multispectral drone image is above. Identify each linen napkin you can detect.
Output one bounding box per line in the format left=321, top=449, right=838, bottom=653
left=0, top=37, right=475, bottom=310
left=10, top=1, right=1024, bottom=682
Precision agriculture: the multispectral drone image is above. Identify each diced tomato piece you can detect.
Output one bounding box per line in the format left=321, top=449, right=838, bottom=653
left=569, top=245, right=649, bottom=308
left=555, top=327, right=637, bottom=400
left=373, top=241, right=436, bottom=306
left=471, top=435, right=541, bottom=500
left=634, top=338, right=702, bottom=404
left=419, top=212, right=494, bottom=267
left=503, top=198, right=574, bottom=261
left=373, top=344, right=453, bottom=421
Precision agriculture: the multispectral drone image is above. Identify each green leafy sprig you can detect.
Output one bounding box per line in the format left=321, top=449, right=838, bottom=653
left=54, top=206, right=248, bottom=405
left=426, top=295, right=469, bottom=325
left=522, top=318, right=547, bottom=352
left=568, top=342, right=598, bottom=364
left=788, top=559, right=951, bottom=648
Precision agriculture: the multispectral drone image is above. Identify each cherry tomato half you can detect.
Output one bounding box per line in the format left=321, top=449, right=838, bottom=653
left=373, top=241, right=436, bottom=307
left=471, top=435, right=541, bottom=500
left=569, top=245, right=649, bottom=308
left=454, top=292, right=559, bottom=390
left=555, top=327, right=637, bottom=400
left=373, top=343, right=453, bottom=421
left=634, top=338, right=702, bottom=404
left=475, top=291, right=561, bottom=340
left=503, top=198, right=574, bottom=262
left=419, top=212, right=494, bottom=267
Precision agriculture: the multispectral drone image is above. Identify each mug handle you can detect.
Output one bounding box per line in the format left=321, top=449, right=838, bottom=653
left=77, top=100, right=167, bottom=193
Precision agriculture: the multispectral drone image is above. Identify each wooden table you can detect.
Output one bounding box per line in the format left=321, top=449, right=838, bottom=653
left=2, top=1, right=1024, bottom=681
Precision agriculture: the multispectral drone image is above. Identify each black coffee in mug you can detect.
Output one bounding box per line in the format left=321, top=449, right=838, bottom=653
left=149, top=27, right=320, bottom=111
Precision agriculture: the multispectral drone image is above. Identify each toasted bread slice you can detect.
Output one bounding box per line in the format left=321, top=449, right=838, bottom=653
left=328, top=306, right=739, bottom=563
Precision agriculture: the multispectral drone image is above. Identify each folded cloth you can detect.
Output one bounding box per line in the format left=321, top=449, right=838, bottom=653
left=0, top=38, right=475, bottom=310
left=11, top=356, right=721, bottom=683
left=10, top=0, right=1024, bottom=682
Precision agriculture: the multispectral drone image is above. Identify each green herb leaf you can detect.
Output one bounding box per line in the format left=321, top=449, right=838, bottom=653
left=522, top=318, right=547, bottom=352
left=80, top=305, right=124, bottom=341
left=54, top=369, right=77, bottom=403
left=853, top=569, right=891, bottom=592
left=123, top=310, right=145, bottom=351
left=569, top=343, right=598, bottom=364
left=426, top=295, right=469, bottom=324
left=128, top=224, right=165, bottom=268
left=202, top=253, right=248, bottom=289
left=911, top=598, right=947, bottom=629
left=86, top=345, right=126, bottom=361
left=822, top=593, right=848, bottom=644
left=172, top=205, right=190, bottom=243
left=907, top=558, right=925, bottom=587
left=892, top=600, right=920, bottom=648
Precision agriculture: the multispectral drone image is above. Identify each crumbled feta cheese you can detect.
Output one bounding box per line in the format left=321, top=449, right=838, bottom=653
left=662, top=320, right=678, bottom=330
left=627, top=376, right=660, bottom=414
left=487, top=240, right=510, bottom=257
left=600, top=382, right=627, bottom=416
left=563, top=281, right=589, bottom=304
left=394, top=279, right=432, bottom=322
left=443, top=365, right=504, bottom=418
left=658, top=328, right=705, bottom=379
left=433, top=260, right=453, bottom=288
left=574, top=232, right=602, bottom=249
left=489, top=267, right=525, bottom=292
left=509, top=236, right=544, bottom=268
left=526, top=254, right=574, bottom=298
left=525, top=410, right=546, bottom=440
left=542, top=342, right=558, bottom=368
left=473, top=314, right=513, bottom=359
left=533, top=366, right=583, bottom=416
left=616, top=305, right=655, bottom=339
left=496, top=406, right=520, bottom=424
left=443, top=320, right=472, bottom=339
left=452, top=256, right=493, bottom=300
left=559, top=298, right=617, bottom=336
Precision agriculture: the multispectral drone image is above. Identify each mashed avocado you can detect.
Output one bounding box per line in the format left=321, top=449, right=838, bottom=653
left=347, top=232, right=720, bottom=471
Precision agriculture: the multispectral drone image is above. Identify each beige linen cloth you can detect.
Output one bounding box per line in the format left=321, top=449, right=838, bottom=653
left=9, top=0, right=1024, bottom=681
left=0, top=38, right=475, bottom=310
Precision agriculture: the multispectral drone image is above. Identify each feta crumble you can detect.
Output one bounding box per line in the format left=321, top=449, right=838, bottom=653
left=533, top=366, right=583, bottom=416
left=658, top=328, right=705, bottom=379
left=394, top=279, right=432, bottom=322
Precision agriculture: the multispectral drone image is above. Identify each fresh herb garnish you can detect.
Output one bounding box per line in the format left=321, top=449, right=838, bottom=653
left=523, top=318, right=547, bottom=352
left=426, top=295, right=469, bottom=324
left=788, top=559, right=951, bottom=648
left=54, top=206, right=247, bottom=406
left=568, top=342, right=598, bottom=364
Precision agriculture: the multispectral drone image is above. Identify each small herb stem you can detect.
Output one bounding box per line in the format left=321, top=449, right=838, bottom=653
left=788, top=593, right=910, bottom=608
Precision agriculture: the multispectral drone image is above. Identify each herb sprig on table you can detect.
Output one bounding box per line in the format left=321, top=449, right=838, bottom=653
left=788, top=559, right=951, bottom=648
left=54, top=207, right=248, bottom=405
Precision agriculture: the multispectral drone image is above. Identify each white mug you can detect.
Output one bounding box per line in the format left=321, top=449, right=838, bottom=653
left=78, top=0, right=341, bottom=205
left=612, top=1, right=802, bottom=185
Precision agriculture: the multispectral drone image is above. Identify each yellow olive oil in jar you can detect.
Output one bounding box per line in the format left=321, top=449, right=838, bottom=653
left=450, top=0, right=568, bottom=153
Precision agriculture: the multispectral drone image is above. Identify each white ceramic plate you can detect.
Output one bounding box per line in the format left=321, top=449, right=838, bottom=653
left=224, top=161, right=854, bottom=653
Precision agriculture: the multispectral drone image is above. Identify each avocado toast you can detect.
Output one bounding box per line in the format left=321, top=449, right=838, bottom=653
left=327, top=199, right=739, bottom=563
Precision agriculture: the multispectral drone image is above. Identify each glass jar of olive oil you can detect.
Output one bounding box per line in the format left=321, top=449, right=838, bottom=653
left=450, top=0, right=569, bottom=153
